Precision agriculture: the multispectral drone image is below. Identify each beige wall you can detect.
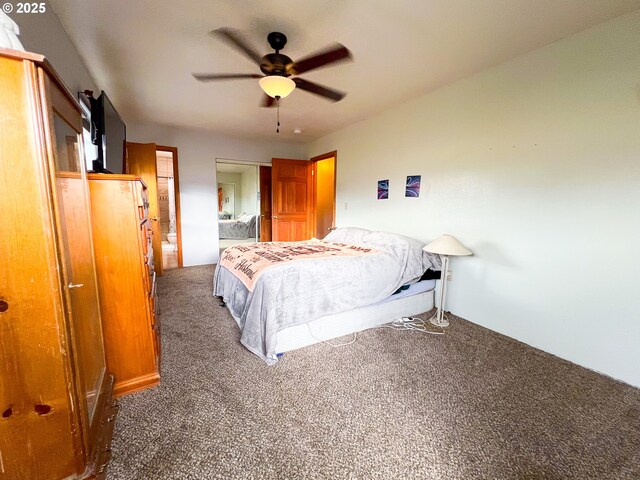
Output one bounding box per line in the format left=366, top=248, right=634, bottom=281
left=308, top=11, right=640, bottom=387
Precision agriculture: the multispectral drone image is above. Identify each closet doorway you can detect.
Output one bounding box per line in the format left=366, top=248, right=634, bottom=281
left=216, top=160, right=270, bottom=256
left=156, top=146, right=182, bottom=269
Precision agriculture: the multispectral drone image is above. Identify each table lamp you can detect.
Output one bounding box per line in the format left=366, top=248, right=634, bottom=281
left=422, top=234, right=472, bottom=327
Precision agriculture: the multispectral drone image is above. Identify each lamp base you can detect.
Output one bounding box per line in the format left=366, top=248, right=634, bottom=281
left=428, top=307, right=449, bottom=328
left=429, top=316, right=449, bottom=328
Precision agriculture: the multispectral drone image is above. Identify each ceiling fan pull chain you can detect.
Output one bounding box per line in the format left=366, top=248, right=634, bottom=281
left=276, top=95, right=281, bottom=133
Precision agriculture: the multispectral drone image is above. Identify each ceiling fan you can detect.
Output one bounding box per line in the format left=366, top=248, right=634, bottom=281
left=193, top=28, right=352, bottom=107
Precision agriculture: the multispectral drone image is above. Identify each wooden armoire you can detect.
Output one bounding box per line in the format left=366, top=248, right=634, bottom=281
left=0, top=49, right=117, bottom=479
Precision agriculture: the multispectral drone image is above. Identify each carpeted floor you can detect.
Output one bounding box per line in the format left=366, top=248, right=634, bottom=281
left=108, top=265, right=640, bottom=480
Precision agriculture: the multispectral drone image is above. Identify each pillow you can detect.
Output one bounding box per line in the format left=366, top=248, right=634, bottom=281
left=240, top=214, right=254, bottom=224
left=325, top=227, right=441, bottom=284
left=324, top=227, right=371, bottom=244
left=366, top=231, right=428, bottom=285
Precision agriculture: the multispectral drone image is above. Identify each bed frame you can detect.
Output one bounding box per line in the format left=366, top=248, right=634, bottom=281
left=274, top=287, right=435, bottom=354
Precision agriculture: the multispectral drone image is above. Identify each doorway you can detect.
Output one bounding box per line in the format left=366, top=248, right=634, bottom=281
left=156, top=146, right=182, bottom=269
left=311, top=151, right=337, bottom=239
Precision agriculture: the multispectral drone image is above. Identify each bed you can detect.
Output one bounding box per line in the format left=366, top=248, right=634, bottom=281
left=213, top=227, right=441, bottom=363
left=218, top=213, right=258, bottom=239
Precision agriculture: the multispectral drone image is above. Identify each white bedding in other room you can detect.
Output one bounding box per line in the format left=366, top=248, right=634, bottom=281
left=218, top=213, right=258, bottom=239
left=213, top=227, right=441, bottom=364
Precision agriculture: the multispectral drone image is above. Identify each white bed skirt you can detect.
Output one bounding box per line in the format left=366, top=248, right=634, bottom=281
left=275, top=282, right=435, bottom=354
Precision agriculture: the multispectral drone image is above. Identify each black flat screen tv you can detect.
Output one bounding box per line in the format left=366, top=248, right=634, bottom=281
left=88, top=91, right=126, bottom=174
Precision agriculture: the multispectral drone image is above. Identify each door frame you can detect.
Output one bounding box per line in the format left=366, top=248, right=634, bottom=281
left=259, top=165, right=272, bottom=242
left=310, top=150, right=337, bottom=238
left=156, top=145, right=183, bottom=268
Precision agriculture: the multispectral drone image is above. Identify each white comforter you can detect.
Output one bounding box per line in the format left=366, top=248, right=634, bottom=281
left=213, top=228, right=440, bottom=364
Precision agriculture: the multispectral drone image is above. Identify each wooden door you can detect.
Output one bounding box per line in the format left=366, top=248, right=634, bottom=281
left=44, top=71, right=107, bottom=439
left=259, top=165, right=272, bottom=242
left=271, top=158, right=312, bottom=241
left=127, top=142, right=163, bottom=275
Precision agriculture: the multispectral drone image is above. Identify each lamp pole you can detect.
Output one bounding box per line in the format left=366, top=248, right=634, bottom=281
left=432, top=254, right=450, bottom=327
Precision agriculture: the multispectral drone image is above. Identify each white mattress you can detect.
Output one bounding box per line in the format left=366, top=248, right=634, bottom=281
left=275, top=279, right=436, bottom=354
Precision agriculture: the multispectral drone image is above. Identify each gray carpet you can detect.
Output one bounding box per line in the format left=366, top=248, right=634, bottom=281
left=108, top=265, right=640, bottom=480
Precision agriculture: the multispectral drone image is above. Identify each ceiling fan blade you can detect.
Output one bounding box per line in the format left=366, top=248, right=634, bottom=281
left=210, top=28, right=263, bottom=66
left=288, top=44, right=352, bottom=75
left=260, top=94, right=275, bottom=108
left=292, top=78, right=346, bottom=102
left=193, top=73, right=263, bottom=81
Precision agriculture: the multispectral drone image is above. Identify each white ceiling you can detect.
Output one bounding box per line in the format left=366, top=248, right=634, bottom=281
left=50, top=0, right=640, bottom=143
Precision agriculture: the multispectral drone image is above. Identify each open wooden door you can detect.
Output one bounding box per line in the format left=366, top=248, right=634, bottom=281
left=271, top=158, right=312, bottom=241
left=259, top=166, right=272, bottom=242
left=127, top=142, right=163, bottom=275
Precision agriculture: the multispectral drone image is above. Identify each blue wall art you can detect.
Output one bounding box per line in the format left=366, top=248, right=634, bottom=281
left=405, top=175, right=421, bottom=197
left=377, top=179, right=389, bottom=200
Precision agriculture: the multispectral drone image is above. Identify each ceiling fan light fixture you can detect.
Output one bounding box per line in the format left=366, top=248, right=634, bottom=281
left=259, top=76, right=296, bottom=98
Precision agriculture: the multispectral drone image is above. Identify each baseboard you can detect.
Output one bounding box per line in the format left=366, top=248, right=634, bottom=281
left=113, top=372, right=160, bottom=397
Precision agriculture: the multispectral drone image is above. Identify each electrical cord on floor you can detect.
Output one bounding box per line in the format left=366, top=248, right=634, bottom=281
left=306, top=323, right=358, bottom=347
left=382, top=316, right=445, bottom=335
left=305, top=315, right=444, bottom=349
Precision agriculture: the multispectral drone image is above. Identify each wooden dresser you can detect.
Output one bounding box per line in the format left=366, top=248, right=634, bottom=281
left=0, top=49, right=117, bottom=479
left=88, top=175, right=161, bottom=397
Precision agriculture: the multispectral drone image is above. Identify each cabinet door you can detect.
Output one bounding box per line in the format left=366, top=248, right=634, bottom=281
left=42, top=72, right=107, bottom=429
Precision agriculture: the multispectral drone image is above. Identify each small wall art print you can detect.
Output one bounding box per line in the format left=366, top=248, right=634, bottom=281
left=377, top=179, right=389, bottom=200
left=405, top=175, right=421, bottom=197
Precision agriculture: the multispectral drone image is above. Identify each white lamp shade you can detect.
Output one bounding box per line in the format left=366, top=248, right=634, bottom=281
left=423, top=234, right=472, bottom=256
left=259, top=76, right=296, bottom=98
